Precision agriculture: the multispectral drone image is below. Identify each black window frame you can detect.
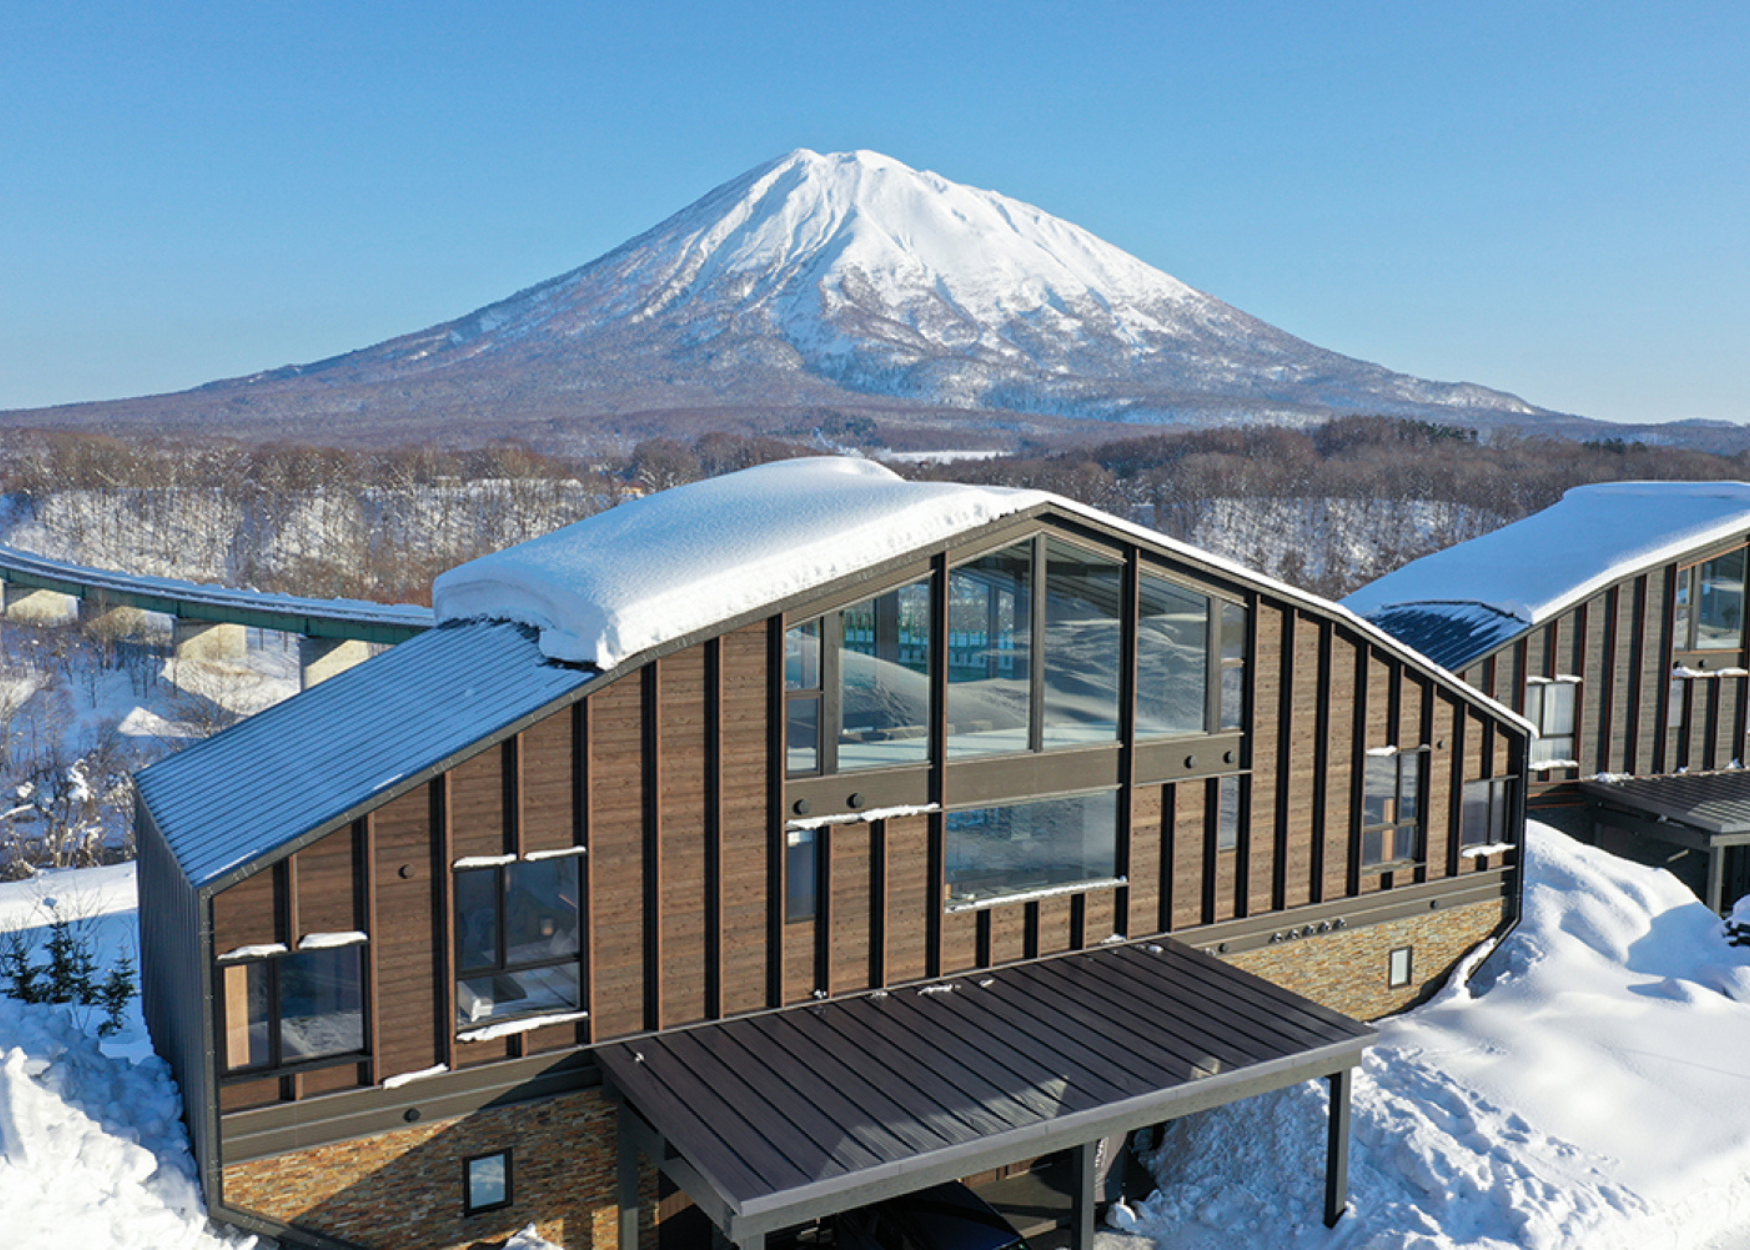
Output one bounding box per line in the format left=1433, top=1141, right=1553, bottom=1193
left=784, top=827, right=819, bottom=923
left=217, top=943, right=368, bottom=1078
left=1460, top=776, right=1516, bottom=849
left=1361, top=747, right=1426, bottom=869
left=1675, top=548, right=1749, bottom=654
left=453, top=857, right=583, bottom=1031
left=463, top=1148, right=514, bottom=1216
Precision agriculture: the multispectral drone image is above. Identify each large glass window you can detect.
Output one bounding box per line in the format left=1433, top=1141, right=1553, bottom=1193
left=454, top=859, right=581, bottom=1029
left=1461, top=777, right=1515, bottom=848
left=1362, top=750, right=1423, bottom=867
left=1220, top=602, right=1248, bottom=731
left=785, top=620, right=822, bottom=775
left=1526, top=679, right=1577, bottom=766
left=948, top=544, right=1032, bottom=758
left=785, top=828, right=818, bottom=922
left=1041, top=540, right=1123, bottom=749
left=838, top=581, right=932, bottom=770
left=945, top=791, right=1119, bottom=906
left=221, top=946, right=365, bottom=1073
left=1136, top=575, right=1210, bottom=737
left=1676, top=550, right=1747, bottom=651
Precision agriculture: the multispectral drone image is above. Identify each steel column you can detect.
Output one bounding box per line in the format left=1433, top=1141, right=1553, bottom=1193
left=1325, top=1068, right=1353, bottom=1227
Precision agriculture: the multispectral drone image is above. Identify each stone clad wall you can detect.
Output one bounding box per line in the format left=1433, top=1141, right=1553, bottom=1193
left=222, top=1087, right=655, bottom=1250
left=1226, top=898, right=1509, bottom=1021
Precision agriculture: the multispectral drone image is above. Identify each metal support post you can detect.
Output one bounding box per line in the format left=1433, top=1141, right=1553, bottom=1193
left=1325, top=1068, right=1353, bottom=1228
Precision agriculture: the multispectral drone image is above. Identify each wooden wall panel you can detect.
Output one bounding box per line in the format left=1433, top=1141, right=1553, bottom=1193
left=883, top=814, right=931, bottom=984
left=1247, top=603, right=1283, bottom=917
left=719, top=624, right=771, bottom=1017
left=1082, top=889, right=1117, bottom=946
left=783, top=915, right=817, bottom=1003
left=829, top=823, right=877, bottom=995
left=1609, top=586, right=1637, bottom=772
left=213, top=871, right=276, bottom=953
left=587, top=675, right=647, bottom=1041
left=1524, top=628, right=1548, bottom=683
left=1636, top=573, right=1667, bottom=774
left=1321, top=636, right=1358, bottom=904
left=448, top=746, right=507, bottom=860
left=1035, top=895, right=1075, bottom=956
left=293, top=827, right=357, bottom=938
left=1170, top=780, right=1204, bottom=931
left=939, top=907, right=979, bottom=976
left=1581, top=596, right=1610, bottom=775
left=1284, top=619, right=1321, bottom=909
left=1128, top=786, right=1163, bottom=936
left=988, top=904, right=1027, bottom=967
left=521, top=709, right=576, bottom=854
left=1424, top=694, right=1456, bottom=884
left=658, top=650, right=710, bottom=1028
left=371, top=786, right=440, bottom=1080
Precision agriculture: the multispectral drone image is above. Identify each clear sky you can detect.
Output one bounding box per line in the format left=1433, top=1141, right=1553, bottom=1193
left=3, top=2, right=1745, bottom=426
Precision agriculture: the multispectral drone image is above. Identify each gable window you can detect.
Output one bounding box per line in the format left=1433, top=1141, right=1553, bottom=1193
left=1525, top=677, right=1578, bottom=766
left=1675, top=549, right=1747, bottom=651
left=1361, top=749, right=1423, bottom=868
left=945, top=790, right=1119, bottom=907
left=947, top=543, right=1033, bottom=758
left=1040, top=539, right=1124, bottom=748
left=787, top=578, right=933, bottom=776
left=1136, top=575, right=1209, bottom=736
left=221, top=945, right=365, bottom=1073
left=1461, top=777, right=1515, bottom=849
left=464, top=1150, right=512, bottom=1215
left=454, top=859, right=581, bottom=1029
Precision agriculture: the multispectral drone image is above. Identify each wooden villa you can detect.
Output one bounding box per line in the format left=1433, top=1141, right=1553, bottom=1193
left=1347, top=480, right=1750, bottom=914
left=135, top=457, right=1530, bottom=1249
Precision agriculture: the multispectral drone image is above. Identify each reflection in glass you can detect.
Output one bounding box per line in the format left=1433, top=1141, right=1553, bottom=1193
left=785, top=620, right=820, bottom=690
left=222, top=960, right=270, bottom=1070
left=503, top=859, right=582, bottom=965
left=1216, top=774, right=1241, bottom=851
left=453, top=859, right=582, bottom=1028
left=457, top=964, right=580, bottom=1026
left=839, top=580, right=932, bottom=770
left=1137, top=575, right=1209, bottom=737
left=1041, top=540, right=1123, bottom=749
left=947, top=544, right=1032, bottom=758
left=945, top=791, right=1118, bottom=904
left=1220, top=602, right=1247, bottom=730
left=467, top=1153, right=510, bottom=1212
left=454, top=867, right=498, bottom=970
left=787, top=696, right=820, bottom=775
left=1697, top=549, right=1746, bottom=649
left=278, top=947, right=364, bottom=1060
left=785, top=828, right=817, bottom=921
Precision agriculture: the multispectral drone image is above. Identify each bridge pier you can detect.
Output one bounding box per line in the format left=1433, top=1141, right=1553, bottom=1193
left=2, top=582, right=80, bottom=624
left=299, top=637, right=373, bottom=689
left=80, top=599, right=158, bottom=642
left=173, top=620, right=248, bottom=663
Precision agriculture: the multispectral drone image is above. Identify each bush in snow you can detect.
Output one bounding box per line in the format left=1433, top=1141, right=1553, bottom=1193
left=1727, top=896, right=1750, bottom=948
left=1, top=916, right=136, bottom=1037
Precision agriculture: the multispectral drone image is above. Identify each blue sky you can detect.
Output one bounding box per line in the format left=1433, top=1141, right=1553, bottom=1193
left=3, top=2, right=1745, bottom=426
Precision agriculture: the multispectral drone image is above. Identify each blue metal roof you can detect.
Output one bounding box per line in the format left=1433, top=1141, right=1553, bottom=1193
left=135, top=620, right=594, bottom=890
left=1363, top=602, right=1528, bottom=673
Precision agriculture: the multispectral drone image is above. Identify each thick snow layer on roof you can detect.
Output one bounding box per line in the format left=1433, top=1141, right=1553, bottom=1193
left=434, top=458, right=1049, bottom=669
left=1344, top=481, right=1750, bottom=624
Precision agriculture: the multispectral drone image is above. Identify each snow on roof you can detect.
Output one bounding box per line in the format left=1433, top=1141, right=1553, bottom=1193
left=434, top=457, right=1051, bottom=670
left=1344, top=481, right=1750, bottom=628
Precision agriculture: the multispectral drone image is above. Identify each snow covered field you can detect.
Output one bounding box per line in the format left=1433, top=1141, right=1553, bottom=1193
left=2, top=824, right=1746, bottom=1248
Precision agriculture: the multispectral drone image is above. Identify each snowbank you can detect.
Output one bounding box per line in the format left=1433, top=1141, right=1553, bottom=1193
left=434, top=457, right=1049, bottom=669
left=1125, top=823, right=1750, bottom=1249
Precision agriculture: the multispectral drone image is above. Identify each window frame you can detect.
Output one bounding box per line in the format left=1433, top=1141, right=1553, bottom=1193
left=453, top=857, right=583, bottom=1032
left=1460, top=776, right=1516, bottom=850
left=217, top=943, right=368, bottom=1079
left=1388, top=946, right=1414, bottom=989
left=942, top=788, right=1124, bottom=911
left=1524, top=676, right=1579, bottom=767
left=1674, top=547, right=1749, bottom=654
left=463, top=1148, right=514, bottom=1216
left=1360, top=747, right=1426, bottom=870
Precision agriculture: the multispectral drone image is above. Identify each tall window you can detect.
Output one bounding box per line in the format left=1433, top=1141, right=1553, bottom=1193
left=1675, top=549, right=1747, bottom=651
left=1215, top=774, right=1242, bottom=852
left=221, top=946, right=365, bottom=1073
left=947, top=543, right=1032, bottom=758
left=1136, top=575, right=1209, bottom=737
left=1219, top=602, right=1248, bottom=731
left=945, top=791, right=1119, bottom=906
left=1461, top=777, right=1515, bottom=849
left=1040, top=539, right=1123, bottom=748
left=784, top=620, right=822, bottom=774
left=454, top=859, right=581, bottom=1029
left=1525, top=678, right=1578, bottom=766
left=1362, top=750, right=1423, bottom=867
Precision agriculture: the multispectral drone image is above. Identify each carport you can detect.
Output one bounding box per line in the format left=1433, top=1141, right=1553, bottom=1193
left=598, top=938, right=1375, bottom=1249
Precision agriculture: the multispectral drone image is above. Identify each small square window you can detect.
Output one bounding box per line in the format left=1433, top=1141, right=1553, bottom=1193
left=465, top=1150, right=512, bottom=1215
left=1388, top=947, right=1414, bottom=990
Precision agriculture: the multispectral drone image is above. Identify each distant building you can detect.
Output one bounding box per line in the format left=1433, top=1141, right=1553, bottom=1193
left=1348, top=480, right=1750, bottom=913
left=136, top=459, right=1528, bottom=1250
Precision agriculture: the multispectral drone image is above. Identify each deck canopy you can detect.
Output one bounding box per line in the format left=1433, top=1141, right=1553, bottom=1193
left=599, top=938, right=1375, bottom=1246
left=1583, top=772, right=1750, bottom=912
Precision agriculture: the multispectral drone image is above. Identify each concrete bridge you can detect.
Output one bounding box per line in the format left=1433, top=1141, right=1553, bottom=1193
left=0, top=545, right=433, bottom=688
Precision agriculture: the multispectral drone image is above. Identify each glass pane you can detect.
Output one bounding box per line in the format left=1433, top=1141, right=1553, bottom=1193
left=1220, top=602, right=1247, bottom=730
left=467, top=1154, right=509, bottom=1211
left=1674, top=574, right=1693, bottom=649
left=1545, top=682, right=1576, bottom=734
left=785, top=620, right=821, bottom=690
left=944, top=792, right=1117, bottom=905
left=1523, top=683, right=1545, bottom=728
left=457, top=963, right=580, bottom=1027
left=1488, top=780, right=1509, bottom=844
left=503, top=860, right=580, bottom=966
left=947, top=544, right=1032, bottom=758
left=785, top=829, right=817, bottom=922
left=839, top=579, right=932, bottom=770
left=787, top=696, right=820, bottom=774
left=1361, top=827, right=1385, bottom=867
left=1398, top=753, right=1420, bottom=823
left=222, top=961, right=271, bottom=1070
left=1040, top=540, right=1123, bottom=749
left=1215, top=775, right=1241, bottom=852
left=1363, top=755, right=1396, bottom=827
left=454, top=868, right=499, bottom=972
left=1697, top=550, right=1746, bottom=649
left=278, top=947, right=364, bottom=1060
left=1461, top=780, right=1490, bottom=847
left=1137, top=575, right=1209, bottom=738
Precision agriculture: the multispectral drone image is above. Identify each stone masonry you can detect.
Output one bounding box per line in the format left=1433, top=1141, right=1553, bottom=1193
left=1226, top=898, right=1510, bottom=1021
left=223, top=1086, right=657, bottom=1250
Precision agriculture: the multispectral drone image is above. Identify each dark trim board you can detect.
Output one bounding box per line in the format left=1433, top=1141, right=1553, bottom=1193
left=599, top=938, right=1373, bottom=1244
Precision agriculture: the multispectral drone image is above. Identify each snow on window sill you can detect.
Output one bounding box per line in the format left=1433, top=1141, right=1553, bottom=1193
left=216, top=942, right=288, bottom=962
left=1530, top=760, right=1580, bottom=771
left=945, top=876, right=1126, bottom=913
left=788, top=802, right=941, bottom=831
left=1461, top=842, right=1516, bottom=859
left=298, top=931, right=368, bottom=950
left=382, top=1063, right=449, bottom=1089
left=458, top=1010, right=589, bottom=1044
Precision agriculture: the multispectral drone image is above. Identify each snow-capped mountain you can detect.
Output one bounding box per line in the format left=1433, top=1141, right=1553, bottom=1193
left=6, top=149, right=1583, bottom=448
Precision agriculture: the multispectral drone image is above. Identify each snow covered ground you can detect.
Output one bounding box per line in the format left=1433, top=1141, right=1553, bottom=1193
left=2, top=824, right=1746, bottom=1248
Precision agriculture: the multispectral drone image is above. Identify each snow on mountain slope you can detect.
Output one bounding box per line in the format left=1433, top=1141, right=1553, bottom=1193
left=254, top=149, right=1548, bottom=431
